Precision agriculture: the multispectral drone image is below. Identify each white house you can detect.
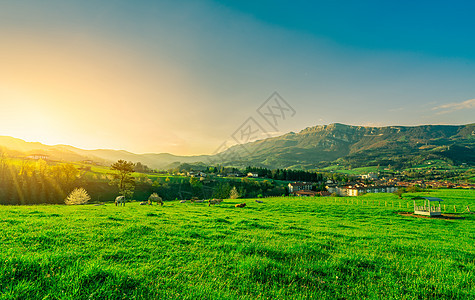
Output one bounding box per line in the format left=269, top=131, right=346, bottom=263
left=360, top=172, right=379, bottom=180
left=27, top=154, right=49, bottom=160
left=345, top=185, right=398, bottom=196
left=288, top=182, right=313, bottom=193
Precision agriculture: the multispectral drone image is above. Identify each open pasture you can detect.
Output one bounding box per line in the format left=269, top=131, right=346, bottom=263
left=0, top=190, right=474, bottom=299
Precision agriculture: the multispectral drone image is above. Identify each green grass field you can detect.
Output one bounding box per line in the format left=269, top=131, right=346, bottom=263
left=1, top=190, right=474, bottom=299
left=324, top=166, right=382, bottom=175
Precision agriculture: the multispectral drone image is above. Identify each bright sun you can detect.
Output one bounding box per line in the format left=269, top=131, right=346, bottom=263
left=0, top=87, right=64, bottom=145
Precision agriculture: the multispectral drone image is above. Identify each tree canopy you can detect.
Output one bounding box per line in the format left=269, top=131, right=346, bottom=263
left=111, top=160, right=135, bottom=198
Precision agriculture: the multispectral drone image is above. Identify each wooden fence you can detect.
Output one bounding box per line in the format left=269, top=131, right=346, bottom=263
left=330, top=197, right=470, bottom=214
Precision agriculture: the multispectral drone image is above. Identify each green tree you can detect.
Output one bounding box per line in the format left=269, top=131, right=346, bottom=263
left=134, top=162, right=151, bottom=173
left=0, top=151, right=7, bottom=180
left=213, top=182, right=231, bottom=199
left=50, top=163, right=79, bottom=190
left=111, top=160, right=135, bottom=198
left=189, top=176, right=200, bottom=186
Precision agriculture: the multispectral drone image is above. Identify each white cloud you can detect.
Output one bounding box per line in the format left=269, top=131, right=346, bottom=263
left=433, top=98, right=475, bottom=114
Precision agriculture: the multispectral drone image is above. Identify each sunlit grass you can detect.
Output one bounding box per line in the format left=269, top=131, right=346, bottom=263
left=0, top=190, right=474, bottom=299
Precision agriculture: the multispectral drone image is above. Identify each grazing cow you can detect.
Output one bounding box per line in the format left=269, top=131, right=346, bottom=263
left=148, top=193, right=163, bottom=206
left=235, top=203, right=246, bottom=208
left=115, top=196, right=126, bottom=206
left=255, top=200, right=264, bottom=203
left=195, top=200, right=204, bottom=203
left=180, top=200, right=187, bottom=203
left=208, top=199, right=223, bottom=206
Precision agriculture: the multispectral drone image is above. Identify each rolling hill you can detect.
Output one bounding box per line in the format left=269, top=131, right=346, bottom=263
left=0, top=136, right=208, bottom=169
left=1, top=123, right=474, bottom=170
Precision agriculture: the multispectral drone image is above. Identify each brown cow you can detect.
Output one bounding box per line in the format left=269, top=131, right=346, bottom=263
left=235, top=203, right=246, bottom=208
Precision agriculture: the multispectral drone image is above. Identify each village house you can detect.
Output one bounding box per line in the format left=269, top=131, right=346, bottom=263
left=27, top=154, right=49, bottom=160
left=360, top=172, right=378, bottom=180
left=188, top=171, right=207, bottom=177
left=325, top=184, right=340, bottom=195
left=346, top=185, right=398, bottom=196
left=327, top=183, right=398, bottom=196
left=227, top=173, right=242, bottom=177
left=288, top=182, right=313, bottom=193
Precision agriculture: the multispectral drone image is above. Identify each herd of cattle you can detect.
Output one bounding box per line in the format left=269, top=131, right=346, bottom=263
left=114, top=194, right=251, bottom=208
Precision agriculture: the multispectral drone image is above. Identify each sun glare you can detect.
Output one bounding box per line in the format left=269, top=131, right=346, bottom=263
left=0, top=87, right=64, bottom=146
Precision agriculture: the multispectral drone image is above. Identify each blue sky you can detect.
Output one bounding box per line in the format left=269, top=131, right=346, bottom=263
left=219, top=1, right=475, bottom=58
left=0, top=0, right=474, bottom=154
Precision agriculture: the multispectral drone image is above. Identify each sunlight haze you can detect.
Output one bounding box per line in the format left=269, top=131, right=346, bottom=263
left=1, top=0, right=474, bottom=155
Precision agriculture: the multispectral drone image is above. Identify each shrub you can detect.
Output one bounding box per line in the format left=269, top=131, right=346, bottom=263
left=229, top=187, right=240, bottom=199
left=65, top=187, right=91, bottom=205
left=393, top=189, right=404, bottom=198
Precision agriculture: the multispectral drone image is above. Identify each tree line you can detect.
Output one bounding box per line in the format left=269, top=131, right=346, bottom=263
left=0, top=158, right=290, bottom=205
left=167, top=163, right=325, bottom=182
left=244, top=166, right=324, bottom=182
left=0, top=157, right=82, bottom=205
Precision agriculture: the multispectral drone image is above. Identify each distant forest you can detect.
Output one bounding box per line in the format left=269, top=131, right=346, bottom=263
left=0, top=158, right=325, bottom=205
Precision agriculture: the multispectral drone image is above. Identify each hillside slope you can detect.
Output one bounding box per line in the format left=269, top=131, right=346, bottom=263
left=218, top=123, right=475, bottom=169
left=0, top=136, right=207, bottom=169
left=1, top=123, right=474, bottom=169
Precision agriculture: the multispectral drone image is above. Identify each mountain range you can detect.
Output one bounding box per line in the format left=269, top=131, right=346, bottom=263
left=219, top=123, right=475, bottom=169
left=1, top=123, right=474, bottom=170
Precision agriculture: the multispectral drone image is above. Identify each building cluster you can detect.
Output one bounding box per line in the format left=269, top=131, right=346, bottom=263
left=288, top=172, right=475, bottom=197
left=396, top=180, right=475, bottom=189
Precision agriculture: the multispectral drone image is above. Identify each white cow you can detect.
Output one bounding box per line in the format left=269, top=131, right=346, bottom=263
left=115, top=196, right=126, bottom=206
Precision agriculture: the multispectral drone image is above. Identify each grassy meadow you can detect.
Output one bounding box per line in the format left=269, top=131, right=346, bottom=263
left=0, top=190, right=474, bottom=299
